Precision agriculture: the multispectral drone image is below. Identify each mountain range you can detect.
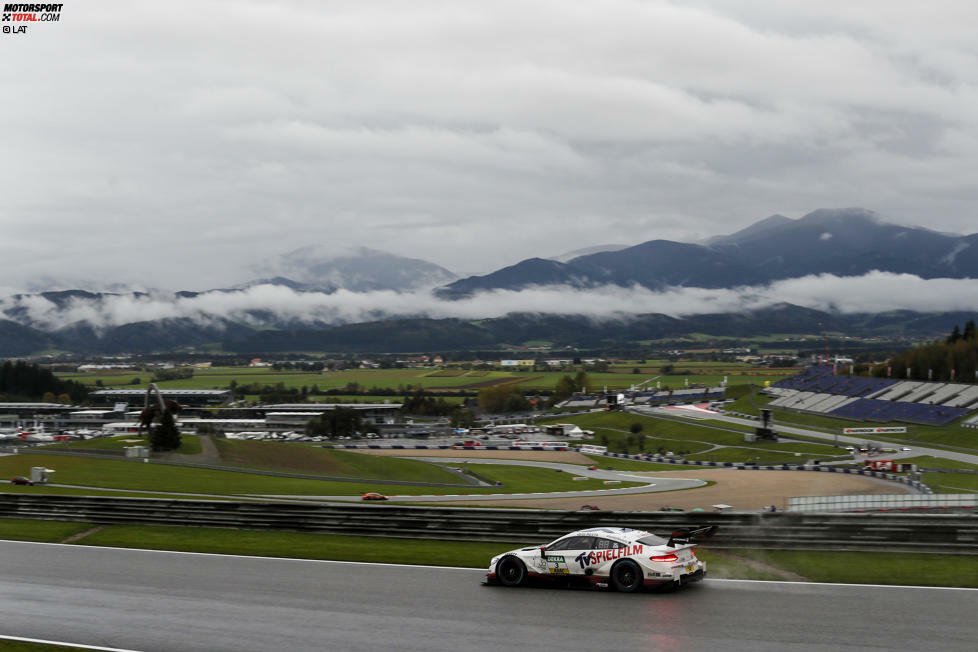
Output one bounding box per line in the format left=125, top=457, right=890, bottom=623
left=3, top=207, right=978, bottom=355
left=440, top=208, right=978, bottom=295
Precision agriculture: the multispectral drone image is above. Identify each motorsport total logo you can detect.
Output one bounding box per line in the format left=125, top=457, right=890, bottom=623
left=2, top=3, right=63, bottom=35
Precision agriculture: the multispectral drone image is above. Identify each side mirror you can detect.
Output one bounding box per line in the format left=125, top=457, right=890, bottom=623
left=539, top=546, right=547, bottom=556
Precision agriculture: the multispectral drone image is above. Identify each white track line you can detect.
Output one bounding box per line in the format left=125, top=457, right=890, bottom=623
left=0, top=634, right=142, bottom=651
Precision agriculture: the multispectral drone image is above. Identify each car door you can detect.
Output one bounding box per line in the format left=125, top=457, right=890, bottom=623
left=545, top=536, right=595, bottom=577
left=588, top=537, right=627, bottom=575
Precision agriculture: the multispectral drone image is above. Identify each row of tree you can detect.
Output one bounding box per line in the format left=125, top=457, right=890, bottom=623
left=873, top=320, right=978, bottom=382
left=0, top=361, right=88, bottom=403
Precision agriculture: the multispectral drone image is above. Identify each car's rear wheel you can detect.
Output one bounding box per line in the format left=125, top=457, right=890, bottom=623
left=496, top=556, right=527, bottom=587
left=610, top=560, right=643, bottom=592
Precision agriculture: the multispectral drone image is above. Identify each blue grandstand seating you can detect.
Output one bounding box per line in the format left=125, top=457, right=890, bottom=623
left=773, top=366, right=970, bottom=425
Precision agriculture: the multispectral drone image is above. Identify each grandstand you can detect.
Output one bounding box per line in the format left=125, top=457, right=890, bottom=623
left=767, top=366, right=978, bottom=426
left=629, top=387, right=724, bottom=405
left=567, top=386, right=724, bottom=409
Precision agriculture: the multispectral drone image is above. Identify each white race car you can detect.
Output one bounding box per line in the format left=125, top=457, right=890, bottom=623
left=486, top=525, right=716, bottom=592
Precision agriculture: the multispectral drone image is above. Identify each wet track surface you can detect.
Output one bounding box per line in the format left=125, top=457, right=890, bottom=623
left=1, top=540, right=975, bottom=651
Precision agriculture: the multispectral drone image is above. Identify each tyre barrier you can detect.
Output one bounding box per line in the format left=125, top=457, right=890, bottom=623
left=1, top=495, right=975, bottom=553
left=598, top=452, right=933, bottom=494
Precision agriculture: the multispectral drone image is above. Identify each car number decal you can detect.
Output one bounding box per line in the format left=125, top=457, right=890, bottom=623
left=546, top=555, right=569, bottom=574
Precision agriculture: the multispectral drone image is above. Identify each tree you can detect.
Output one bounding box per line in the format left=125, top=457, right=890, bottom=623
left=450, top=408, right=476, bottom=428
left=42, top=391, right=56, bottom=403
left=305, top=407, right=363, bottom=439
left=948, top=325, right=962, bottom=344
left=149, top=410, right=182, bottom=451
left=478, top=385, right=530, bottom=413
left=629, top=422, right=644, bottom=434
left=551, top=375, right=578, bottom=404
left=573, top=371, right=591, bottom=393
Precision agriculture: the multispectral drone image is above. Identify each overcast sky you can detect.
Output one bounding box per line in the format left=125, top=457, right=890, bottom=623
left=3, top=0, right=978, bottom=294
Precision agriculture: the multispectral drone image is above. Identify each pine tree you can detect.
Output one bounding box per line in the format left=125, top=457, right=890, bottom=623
left=149, top=410, right=182, bottom=451
left=948, top=325, right=962, bottom=344
left=964, top=320, right=977, bottom=341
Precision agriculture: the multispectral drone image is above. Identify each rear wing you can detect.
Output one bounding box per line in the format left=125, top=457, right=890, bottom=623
left=667, top=525, right=718, bottom=547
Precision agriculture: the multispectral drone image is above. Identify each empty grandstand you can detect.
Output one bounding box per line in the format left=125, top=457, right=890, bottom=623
left=767, top=366, right=978, bottom=426
left=561, top=386, right=725, bottom=409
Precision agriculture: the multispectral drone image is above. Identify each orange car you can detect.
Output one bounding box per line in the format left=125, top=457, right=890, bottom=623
left=361, top=492, right=388, bottom=501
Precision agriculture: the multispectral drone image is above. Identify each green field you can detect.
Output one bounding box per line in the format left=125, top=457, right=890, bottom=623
left=48, top=434, right=202, bottom=455
left=0, top=453, right=640, bottom=497
left=212, top=440, right=463, bottom=483
left=540, top=411, right=843, bottom=462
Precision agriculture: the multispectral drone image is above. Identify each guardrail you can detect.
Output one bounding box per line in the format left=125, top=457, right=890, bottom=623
left=789, top=494, right=976, bottom=512
left=1, top=495, right=975, bottom=553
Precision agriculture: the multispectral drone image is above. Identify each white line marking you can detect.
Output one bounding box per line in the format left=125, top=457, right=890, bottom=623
left=0, top=634, right=142, bottom=651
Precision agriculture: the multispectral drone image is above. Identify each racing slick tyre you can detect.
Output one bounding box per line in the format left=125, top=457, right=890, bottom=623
left=496, top=556, right=528, bottom=587
left=610, top=560, right=643, bottom=593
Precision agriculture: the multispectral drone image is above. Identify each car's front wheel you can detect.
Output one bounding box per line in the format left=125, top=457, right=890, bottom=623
left=610, top=560, right=643, bottom=592
left=496, top=556, right=527, bottom=587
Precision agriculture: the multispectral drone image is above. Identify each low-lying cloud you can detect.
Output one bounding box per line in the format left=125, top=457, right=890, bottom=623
left=2, top=271, right=976, bottom=332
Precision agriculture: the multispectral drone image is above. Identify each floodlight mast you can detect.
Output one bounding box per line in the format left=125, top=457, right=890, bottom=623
left=819, top=323, right=834, bottom=373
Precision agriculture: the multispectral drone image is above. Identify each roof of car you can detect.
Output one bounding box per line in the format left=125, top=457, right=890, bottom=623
left=561, top=527, right=651, bottom=543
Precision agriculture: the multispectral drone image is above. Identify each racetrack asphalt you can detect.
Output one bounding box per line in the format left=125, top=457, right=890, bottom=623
left=1, top=541, right=975, bottom=651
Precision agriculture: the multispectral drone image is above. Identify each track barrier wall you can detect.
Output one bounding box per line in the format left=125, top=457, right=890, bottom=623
left=0, top=495, right=975, bottom=553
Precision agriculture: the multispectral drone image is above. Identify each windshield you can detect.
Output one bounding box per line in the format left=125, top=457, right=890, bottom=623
left=637, top=534, right=669, bottom=546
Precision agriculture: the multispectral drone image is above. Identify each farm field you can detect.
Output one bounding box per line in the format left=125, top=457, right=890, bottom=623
left=57, top=363, right=792, bottom=395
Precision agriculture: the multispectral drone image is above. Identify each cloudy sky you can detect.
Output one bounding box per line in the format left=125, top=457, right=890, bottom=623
left=3, top=0, right=978, bottom=295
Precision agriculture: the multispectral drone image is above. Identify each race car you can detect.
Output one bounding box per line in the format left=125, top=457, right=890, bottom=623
left=361, top=492, right=388, bottom=501
left=486, top=525, right=716, bottom=592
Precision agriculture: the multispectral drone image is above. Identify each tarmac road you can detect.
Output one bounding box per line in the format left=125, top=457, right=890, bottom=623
left=1, top=541, right=975, bottom=651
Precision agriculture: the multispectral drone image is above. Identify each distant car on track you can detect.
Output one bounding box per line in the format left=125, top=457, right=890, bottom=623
left=579, top=504, right=600, bottom=511
left=587, top=465, right=598, bottom=470
left=361, top=492, right=388, bottom=501
left=486, top=525, right=716, bottom=592
left=10, top=476, right=33, bottom=486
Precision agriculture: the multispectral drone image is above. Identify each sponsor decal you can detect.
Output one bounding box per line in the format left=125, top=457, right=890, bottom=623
left=574, top=544, right=643, bottom=569
left=843, top=426, right=907, bottom=434
left=545, top=555, right=569, bottom=574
